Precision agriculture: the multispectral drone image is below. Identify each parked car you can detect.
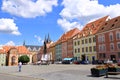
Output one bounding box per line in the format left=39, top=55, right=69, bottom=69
left=81, top=61, right=89, bottom=64
left=62, top=60, right=70, bottom=64
left=54, top=61, right=62, bottom=64
left=73, top=60, right=81, bottom=64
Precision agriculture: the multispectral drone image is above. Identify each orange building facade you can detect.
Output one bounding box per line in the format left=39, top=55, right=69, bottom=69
left=2, top=46, right=32, bottom=66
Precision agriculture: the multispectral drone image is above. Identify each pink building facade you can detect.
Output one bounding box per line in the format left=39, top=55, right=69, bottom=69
left=96, top=16, right=120, bottom=62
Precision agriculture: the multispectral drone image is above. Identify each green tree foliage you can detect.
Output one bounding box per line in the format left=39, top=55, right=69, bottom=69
left=18, top=55, right=30, bottom=64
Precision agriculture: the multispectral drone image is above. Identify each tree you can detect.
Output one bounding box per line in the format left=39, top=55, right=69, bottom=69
left=18, top=55, right=30, bottom=64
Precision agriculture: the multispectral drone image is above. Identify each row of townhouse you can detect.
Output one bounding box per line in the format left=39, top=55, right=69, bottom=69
left=0, top=46, right=32, bottom=66
left=39, top=15, right=120, bottom=63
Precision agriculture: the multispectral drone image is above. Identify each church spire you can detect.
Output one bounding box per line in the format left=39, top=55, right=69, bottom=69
left=23, top=40, right=25, bottom=46
left=47, top=33, right=51, bottom=43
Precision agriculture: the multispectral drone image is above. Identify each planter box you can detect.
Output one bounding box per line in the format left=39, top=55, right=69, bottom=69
left=108, top=67, right=120, bottom=72
left=91, top=68, right=108, bottom=77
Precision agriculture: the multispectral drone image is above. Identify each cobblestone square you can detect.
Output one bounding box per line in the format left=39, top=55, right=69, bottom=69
left=0, top=64, right=120, bottom=80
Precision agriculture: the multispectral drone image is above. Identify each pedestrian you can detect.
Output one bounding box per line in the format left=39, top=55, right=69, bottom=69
left=18, top=62, right=22, bottom=72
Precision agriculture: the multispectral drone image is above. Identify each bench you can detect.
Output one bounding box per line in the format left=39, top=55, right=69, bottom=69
left=106, top=72, right=120, bottom=78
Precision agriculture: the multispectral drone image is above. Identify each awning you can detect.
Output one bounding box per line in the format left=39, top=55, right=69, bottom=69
left=63, top=58, right=73, bottom=61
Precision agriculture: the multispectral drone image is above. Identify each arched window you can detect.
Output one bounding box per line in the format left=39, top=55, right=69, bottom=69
left=110, top=43, right=114, bottom=51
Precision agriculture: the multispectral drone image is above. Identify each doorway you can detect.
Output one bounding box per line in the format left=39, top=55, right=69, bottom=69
left=110, top=55, right=116, bottom=63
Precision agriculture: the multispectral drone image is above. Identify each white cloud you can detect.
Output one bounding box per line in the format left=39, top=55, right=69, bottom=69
left=4, top=41, right=15, bottom=46
left=58, top=0, right=120, bottom=32
left=0, top=18, right=21, bottom=35
left=2, top=0, right=58, bottom=18
left=34, top=35, right=42, bottom=43
left=57, top=18, right=82, bottom=31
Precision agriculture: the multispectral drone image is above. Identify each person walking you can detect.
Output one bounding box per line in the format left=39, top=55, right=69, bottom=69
left=18, top=62, right=22, bottom=72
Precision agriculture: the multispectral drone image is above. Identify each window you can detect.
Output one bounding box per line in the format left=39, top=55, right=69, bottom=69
left=93, top=46, right=96, bottom=51
left=93, top=37, right=96, bottom=42
left=109, top=33, right=113, bottom=41
left=98, top=35, right=102, bottom=43
left=78, top=48, right=80, bottom=53
left=118, top=52, right=120, bottom=58
left=116, top=31, right=120, bottom=40
left=89, top=38, right=91, bottom=43
left=82, top=48, right=84, bottom=52
left=99, top=53, right=106, bottom=58
left=102, top=35, right=105, bottom=42
left=74, top=42, right=76, bottom=46
left=110, top=43, right=114, bottom=50
left=117, top=42, right=120, bottom=50
left=103, top=53, right=106, bottom=58
left=86, top=47, right=88, bottom=52
left=82, top=40, right=84, bottom=44
left=99, top=45, right=102, bottom=51
left=78, top=41, right=80, bottom=45
left=89, top=46, right=92, bottom=52
left=85, top=39, right=88, bottom=44
left=102, top=44, right=106, bottom=51
left=75, top=49, right=77, bottom=53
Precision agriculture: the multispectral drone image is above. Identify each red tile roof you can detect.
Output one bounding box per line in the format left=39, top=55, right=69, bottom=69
left=2, top=46, right=30, bottom=54
left=16, top=46, right=30, bottom=54
left=97, top=16, right=120, bottom=33
left=2, top=46, right=15, bottom=53
left=0, top=49, right=5, bottom=54
left=56, top=28, right=80, bottom=44
left=73, top=16, right=109, bottom=39
left=81, top=15, right=109, bottom=36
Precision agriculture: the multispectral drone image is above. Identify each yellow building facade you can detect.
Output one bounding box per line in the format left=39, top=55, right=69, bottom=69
left=73, top=35, right=96, bottom=62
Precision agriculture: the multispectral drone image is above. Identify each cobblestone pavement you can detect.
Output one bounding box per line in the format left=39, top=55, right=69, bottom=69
left=0, top=64, right=120, bottom=80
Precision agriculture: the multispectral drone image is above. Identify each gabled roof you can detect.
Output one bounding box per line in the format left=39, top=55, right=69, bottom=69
left=97, top=16, right=120, bottom=34
left=56, top=28, right=80, bottom=44
left=25, top=45, right=41, bottom=51
left=81, top=15, right=110, bottom=37
left=73, top=16, right=109, bottom=39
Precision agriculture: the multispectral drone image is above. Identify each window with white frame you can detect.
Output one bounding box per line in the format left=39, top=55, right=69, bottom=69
left=102, top=44, right=106, bottom=51
left=109, top=32, right=113, bottom=41
left=117, top=42, right=120, bottom=50
left=75, top=49, right=77, bottom=53
left=116, top=31, right=120, bottom=40
left=99, top=45, right=102, bottom=51
left=98, top=35, right=102, bottom=43
left=102, top=35, right=105, bottom=42
left=110, top=43, right=114, bottom=50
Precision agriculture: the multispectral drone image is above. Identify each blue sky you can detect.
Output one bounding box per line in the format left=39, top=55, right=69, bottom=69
left=0, top=0, right=120, bottom=46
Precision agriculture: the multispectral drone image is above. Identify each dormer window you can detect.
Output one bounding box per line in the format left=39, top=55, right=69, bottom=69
left=115, top=19, right=118, bottom=22
left=111, top=24, right=115, bottom=27
left=105, top=22, right=107, bottom=25
left=101, top=27, right=104, bottom=30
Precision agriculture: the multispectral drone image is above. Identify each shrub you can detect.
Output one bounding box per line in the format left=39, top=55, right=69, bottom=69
left=18, top=55, right=30, bottom=64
